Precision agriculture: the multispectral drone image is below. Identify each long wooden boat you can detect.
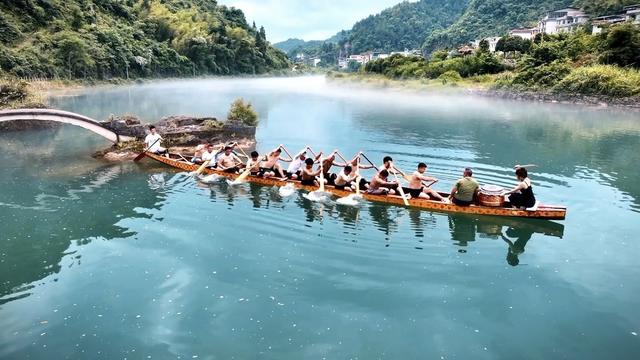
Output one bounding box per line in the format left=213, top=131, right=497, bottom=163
left=143, top=152, right=567, bottom=220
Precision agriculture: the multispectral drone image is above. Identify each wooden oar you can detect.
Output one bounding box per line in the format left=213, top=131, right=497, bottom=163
left=318, top=156, right=326, bottom=193
left=514, top=164, right=538, bottom=169
left=133, top=138, right=160, bottom=162
left=393, top=171, right=409, bottom=206
left=194, top=160, right=211, bottom=175
left=279, top=145, right=295, bottom=161
left=355, top=157, right=361, bottom=196
left=233, top=167, right=252, bottom=183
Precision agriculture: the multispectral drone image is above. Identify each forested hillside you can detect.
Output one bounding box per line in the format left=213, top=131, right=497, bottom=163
left=349, top=0, right=469, bottom=53
left=0, top=0, right=289, bottom=79
left=422, top=0, right=572, bottom=52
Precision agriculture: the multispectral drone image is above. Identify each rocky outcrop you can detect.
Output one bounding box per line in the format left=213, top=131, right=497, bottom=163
left=100, top=115, right=256, bottom=145
left=96, top=114, right=257, bottom=161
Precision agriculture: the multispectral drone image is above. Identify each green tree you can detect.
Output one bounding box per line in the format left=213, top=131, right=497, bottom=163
left=599, top=24, right=640, bottom=68
left=54, top=32, right=94, bottom=78
left=227, top=98, right=258, bottom=126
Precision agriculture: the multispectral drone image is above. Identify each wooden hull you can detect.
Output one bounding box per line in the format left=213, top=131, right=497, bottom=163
left=143, top=153, right=567, bottom=220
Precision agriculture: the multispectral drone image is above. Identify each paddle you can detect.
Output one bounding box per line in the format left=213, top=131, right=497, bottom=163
left=318, top=155, right=326, bottom=193
left=194, top=160, right=211, bottom=175
left=393, top=171, right=410, bottom=206
left=133, top=138, right=160, bottom=162
left=355, top=157, right=362, bottom=196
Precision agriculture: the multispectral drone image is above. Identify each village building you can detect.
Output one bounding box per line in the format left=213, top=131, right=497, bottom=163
left=509, top=28, right=539, bottom=40
left=471, top=37, right=502, bottom=52
left=538, top=7, right=589, bottom=34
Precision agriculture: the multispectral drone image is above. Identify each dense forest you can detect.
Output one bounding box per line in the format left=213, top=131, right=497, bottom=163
left=348, top=0, right=469, bottom=53
left=278, top=0, right=639, bottom=65
left=0, top=0, right=290, bottom=79
left=360, top=24, right=640, bottom=98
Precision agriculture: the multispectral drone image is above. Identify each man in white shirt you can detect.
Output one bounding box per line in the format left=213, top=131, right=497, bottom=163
left=144, top=126, right=167, bottom=155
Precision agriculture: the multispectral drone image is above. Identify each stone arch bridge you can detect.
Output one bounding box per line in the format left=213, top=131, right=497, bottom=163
left=0, top=108, right=135, bottom=143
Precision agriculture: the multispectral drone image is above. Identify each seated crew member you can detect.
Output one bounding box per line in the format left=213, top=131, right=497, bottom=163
left=402, top=163, right=447, bottom=201
left=201, top=144, right=216, bottom=165
left=300, top=158, right=321, bottom=186
left=145, top=125, right=168, bottom=156
left=246, top=151, right=263, bottom=176
left=217, top=145, right=244, bottom=173
left=191, top=144, right=205, bottom=164
left=286, top=150, right=309, bottom=180
left=503, top=167, right=536, bottom=209
left=449, top=167, right=480, bottom=206
left=366, top=169, right=398, bottom=195
left=321, top=152, right=347, bottom=186
left=334, top=165, right=358, bottom=191
left=261, top=146, right=290, bottom=178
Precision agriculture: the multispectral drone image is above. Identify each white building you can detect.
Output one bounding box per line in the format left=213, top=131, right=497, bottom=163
left=471, top=37, right=502, bottom=52
left=624, top=4, right=640, bottom=23
left=509, top=28, right=539, bottom=40
left=592, top=15, right=627, bottom=34
left=538, top=7, right=589, bottom=34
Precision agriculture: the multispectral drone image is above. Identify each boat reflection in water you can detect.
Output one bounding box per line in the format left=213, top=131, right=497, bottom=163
left=448, top=213, right=564, bottom=265
left=200, top=176, right=564, bottom=263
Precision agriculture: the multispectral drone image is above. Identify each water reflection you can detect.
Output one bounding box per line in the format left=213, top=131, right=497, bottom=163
left=0, top=165, right=167, bottom=305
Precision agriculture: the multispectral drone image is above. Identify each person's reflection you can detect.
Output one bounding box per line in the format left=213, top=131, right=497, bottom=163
left=448, top=215, right=477, bottom=250
left=248, top=182, right=263, bottom=208
left=501, top=227, right=534, bottom=266
left=335, top=205, right=360, bottom=229
left=296, top=192, right=323, bottom=223
left=368, top=203, right=398, bottom=239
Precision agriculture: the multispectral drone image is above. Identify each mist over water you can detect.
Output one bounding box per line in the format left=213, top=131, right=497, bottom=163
left=2, top=76, right=639, bottom=359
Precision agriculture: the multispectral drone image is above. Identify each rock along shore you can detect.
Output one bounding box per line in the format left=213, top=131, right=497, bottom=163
left=95, top=115, right=256, bottom=161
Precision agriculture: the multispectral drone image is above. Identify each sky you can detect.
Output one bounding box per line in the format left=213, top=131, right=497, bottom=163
left=218, top=0, right=408, bottom=43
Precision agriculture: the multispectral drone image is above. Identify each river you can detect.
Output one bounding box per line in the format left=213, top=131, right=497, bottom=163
left=1, top=76, right=639, bottom=359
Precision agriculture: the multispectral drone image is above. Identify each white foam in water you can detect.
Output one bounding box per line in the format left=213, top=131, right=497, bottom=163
left=198, top=174, right=221, bottom=184
left=227, top=179, right=245, bottom=186
left=336, top=194, right=364, bottom=206
left=303, top=190, right=333, bottom=203
left=278, top=183, right=296, bottom=197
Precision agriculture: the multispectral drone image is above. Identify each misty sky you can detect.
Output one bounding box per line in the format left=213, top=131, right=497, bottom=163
left=218, top=0, right=407, bottom=43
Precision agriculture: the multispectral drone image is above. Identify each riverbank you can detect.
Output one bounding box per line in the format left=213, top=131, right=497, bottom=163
left=328, top=72, right=640, bottom=110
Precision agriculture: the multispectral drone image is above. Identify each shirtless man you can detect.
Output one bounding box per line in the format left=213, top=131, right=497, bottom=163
left=321, top=151, right=347, bottom=186
left=402, top=163, right=446, bottom=201
left=246, top=151, right=265, bottom=177
left=366, top=169, right=398, bottom=195
left=260, top=145, right=290, bottom=178
left=217, top=145, right=244, bottom=173
left=334, top=165, right=358, bottom=191
left=300, top=158, right=321, bottom=186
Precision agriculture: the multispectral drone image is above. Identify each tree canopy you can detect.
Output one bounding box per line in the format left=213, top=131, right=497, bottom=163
left=0, top=0, right=290, bottom=79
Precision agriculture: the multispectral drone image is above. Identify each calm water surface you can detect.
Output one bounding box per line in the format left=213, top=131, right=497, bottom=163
left=1, top=77, right=639, bottom=359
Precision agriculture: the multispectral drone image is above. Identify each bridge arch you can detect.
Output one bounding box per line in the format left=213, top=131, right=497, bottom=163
left=0, top=108, right=135, bottom=143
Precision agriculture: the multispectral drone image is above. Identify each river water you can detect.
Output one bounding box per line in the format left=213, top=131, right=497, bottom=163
left=1, top=77, right=639, bottom=359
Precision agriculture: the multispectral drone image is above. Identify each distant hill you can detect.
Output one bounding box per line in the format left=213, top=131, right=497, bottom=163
left=275, top=0, right=640, bottom=65
left=422, top=0, right=572, bottom=53
left=349, top=0, right=470, bottom=53
left=0, top=0, right=289, bottom=79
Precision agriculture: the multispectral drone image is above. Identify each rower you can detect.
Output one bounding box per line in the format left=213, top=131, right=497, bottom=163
left=300, top=158, right=321, bottom=186
left=201, top=144, right=216, bottom=165
left=145, top=125, right=168, bottom=156
left=402, top=163, right=446, bottom=201
left=334, top=165, right=358, bottom=191
left=321, top=151, right=347, bottom=185
left=261, top=145, right=290, bottom=178
left=246, top=151, right=264, bottom=177
left=449, top=167, right=480, bottom=206
left=286, top=149, right=319, bottom=180
left=191, top=144, right=205, bottom=164
left=366, top=169, right=398, bottom=195
left=217, top=145, right=244, bottom=173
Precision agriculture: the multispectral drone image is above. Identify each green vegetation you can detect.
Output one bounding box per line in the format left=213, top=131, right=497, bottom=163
left=227, top=98, right=258, bottom=126
left=364, top=47, right=505, bottom=80
left=361, top=24, right=640, bottom=98
left=348, top=0, right=469, bottom=53
left=0, top=0, right=290, bottom=80
left=0, top=79, right=46, bottom=109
